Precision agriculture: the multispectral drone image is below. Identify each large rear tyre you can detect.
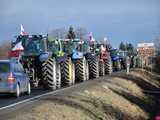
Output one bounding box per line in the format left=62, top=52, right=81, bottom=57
left=72, top=63, right=76, bottom=84
left=42, top=61, right=47, bottom=82
left=45, top=58, right=57, bottom=90
left=75, top=57, right=89, bottom=82
left=99, top=61, right=105, bottom=76
left=88, top=57, right=99, bottom=79
left=56, top=64, right=61, bottom=89
left=105, top=57, right=113, bottom=74
left=61, top=58, right=75, bottom=86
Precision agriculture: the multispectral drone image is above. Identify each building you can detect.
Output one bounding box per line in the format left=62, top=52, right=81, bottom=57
left=137, top=42, right=155, bottom=66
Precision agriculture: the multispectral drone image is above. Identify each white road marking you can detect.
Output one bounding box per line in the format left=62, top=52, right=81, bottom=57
left=0, top=75, right=113, bottom=111
left=143, top=90, right=160, bottom=94
left=0, top=85, right=78, bottom=111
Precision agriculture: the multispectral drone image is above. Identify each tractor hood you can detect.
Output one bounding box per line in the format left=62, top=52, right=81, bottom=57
left=72, top=50, right=83, bottom=60
left=111, top=55, right=120, bottom=61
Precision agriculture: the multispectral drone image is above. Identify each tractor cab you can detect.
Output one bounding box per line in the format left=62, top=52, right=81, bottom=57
left=21, top=35, right=47, bottom=57
left=110, top=49, right=120, bottom=61
left=63, top=39, right=89, bottom=60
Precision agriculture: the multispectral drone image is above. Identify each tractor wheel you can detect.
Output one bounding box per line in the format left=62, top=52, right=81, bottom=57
left=42, top=61, right=47, bottom=82
left=75, top=57, right=89, bottom=82
left=88, top=57, right=99, bottom=79
left=45, top=58, right=57, bottom=90
left=99, top=61, right=105, bottom=76
left=56, top=64, right=61, bottom=89
left=105, top=58, right=113, bottom=74
left=72, top=63, right=76, bottom=84
left=61, top=58, right=75, bottom=86
left=117, top=60, right=121, bottom=71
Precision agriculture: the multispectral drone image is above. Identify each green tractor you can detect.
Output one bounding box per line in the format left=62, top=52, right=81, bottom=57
left=62, top=39, right=99, bottom=82
left=19, top=35, right=74, bottom=90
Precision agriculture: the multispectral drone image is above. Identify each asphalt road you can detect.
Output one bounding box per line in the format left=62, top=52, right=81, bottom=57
left=0, top=77, right=102, bottom=110
left=0, top=72, right=119, bottom=110
left=0, top=87, right=50, bottom=108
left=0, top=76, right=106, bottom=120
left=0, top=71, right=123, bottom=120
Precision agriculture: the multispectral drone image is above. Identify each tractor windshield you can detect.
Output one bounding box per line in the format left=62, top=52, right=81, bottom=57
left=48, top=40, right=61, bottom=53
left=63, top=40, right=89, bottom=54
left=63, top=41, right=76, bottom=54
left=119, top=51, right=128, bottom=57
left=81, top=41, right=89, bottom=53
left=110, top=49, right=119, bottom=56
left=22, top=36, right=45, bottom=55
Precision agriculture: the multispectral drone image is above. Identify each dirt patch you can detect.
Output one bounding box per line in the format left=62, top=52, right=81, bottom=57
left=5, top=69, right=160, bottom=120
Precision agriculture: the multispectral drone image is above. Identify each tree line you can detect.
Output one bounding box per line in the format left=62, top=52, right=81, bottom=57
left=119, top=42, right=134, bottom=56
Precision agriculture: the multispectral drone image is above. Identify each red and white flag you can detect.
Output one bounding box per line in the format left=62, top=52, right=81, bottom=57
left=89, top=32, right=95, bottom=42
left=20, top=24, right=28, bottom=36
left=8, top=24, right=28, bottom=58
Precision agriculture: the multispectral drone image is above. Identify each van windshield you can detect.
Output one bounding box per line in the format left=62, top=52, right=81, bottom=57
left=0, top=63, right=10, bottom=73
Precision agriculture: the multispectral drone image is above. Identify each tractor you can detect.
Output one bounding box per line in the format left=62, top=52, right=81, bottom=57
left=96, top=43, right=113, bottom=76
left=109, top=49, right=121, bottom=71
left=89, top=40, right=112, bottom=76
left=16, top=35, right=74, bottom=90
left=62, top=39, right=99, bottom=82
left=118, top=50, right=128, bottom=69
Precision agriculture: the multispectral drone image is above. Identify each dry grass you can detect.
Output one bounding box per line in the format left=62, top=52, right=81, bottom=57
left=7, top=69, right=160, bottom=120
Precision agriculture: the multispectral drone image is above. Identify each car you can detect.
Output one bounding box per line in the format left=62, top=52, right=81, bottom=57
left=0, top=60, right=31, bottom=97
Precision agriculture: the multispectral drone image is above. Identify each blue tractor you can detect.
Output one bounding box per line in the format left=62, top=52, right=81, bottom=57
left=15, top=35, right=74, bottom=90
left=110, top=48, right=121, bottom=71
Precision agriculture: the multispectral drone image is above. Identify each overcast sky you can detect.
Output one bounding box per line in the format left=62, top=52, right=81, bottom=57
left=0, top=0, right=160, bottom=47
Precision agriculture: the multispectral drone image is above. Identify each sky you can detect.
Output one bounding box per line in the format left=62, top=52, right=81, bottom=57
left=0, top=0, right=160, bottom=47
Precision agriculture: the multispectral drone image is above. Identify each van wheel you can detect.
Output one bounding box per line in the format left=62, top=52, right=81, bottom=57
left=26, top=82, right=31, bottom=95
left=15, top=84, right=20, bottom=98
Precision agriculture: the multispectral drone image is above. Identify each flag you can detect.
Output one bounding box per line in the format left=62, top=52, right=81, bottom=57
left=89, top=32, right=95, bottom=42
left=12, top=41, right=24, bottom=51
left=9, top=41, right=24, bottom=58
left=20, top=24, right=28, bottom=35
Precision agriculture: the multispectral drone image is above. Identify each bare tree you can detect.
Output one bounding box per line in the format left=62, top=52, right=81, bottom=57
left=75, top=27, right=88, bottom=40
left=49, top=27, right=67, bottom=39
left=48, top=27, right=89, bottom=40
left=0, top=41, right=11, bottom=59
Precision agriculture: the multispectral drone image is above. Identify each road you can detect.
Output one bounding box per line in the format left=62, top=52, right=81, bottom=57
left=0, top=76, right=102, bottom=109
left=0, top=71, right=119, bottom=110
left=0, top=69, right=159, bottom=120
left=0, top=87, right=51, bottom=108
left=0, top=76, right=105, bottom=120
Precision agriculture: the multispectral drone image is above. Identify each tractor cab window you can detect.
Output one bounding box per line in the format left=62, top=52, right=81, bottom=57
left=81, top=42, right=89, bottom=53
left=63, top=40, right=75, bottom=54
left=74, top=41, right=83, bottom=52
left=24, top=37, right=45, bottom=53
left=110, top=50, right=119, bottom=56
left=48, top=40, right=60, bottom=52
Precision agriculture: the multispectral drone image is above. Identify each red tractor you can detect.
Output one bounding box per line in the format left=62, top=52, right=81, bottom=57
left=89, top=41, right=113, bottom=76
left=97, top=43, right=112, bottom=76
